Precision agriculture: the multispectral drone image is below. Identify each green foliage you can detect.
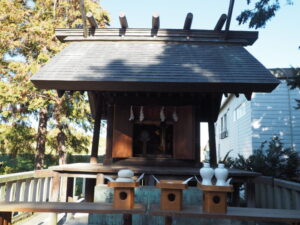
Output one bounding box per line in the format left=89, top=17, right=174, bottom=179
left=46, top=127, right=91, bottom=155
left=0, top=153, right=56, bottom=174
left=226, top=136, right=300, bottom=180
left=219, top=149, right=233, bottom=164
left=0, top=153, right=104, bottom=175
left=237, top=0, right=292, bottom=29
left=0, top=0, right=110, bottom=170
left=0, top=124, right=36, bottom=156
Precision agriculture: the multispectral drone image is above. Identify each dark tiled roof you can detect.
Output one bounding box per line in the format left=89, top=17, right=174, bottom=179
left=31, top=41, right=279, bottom=93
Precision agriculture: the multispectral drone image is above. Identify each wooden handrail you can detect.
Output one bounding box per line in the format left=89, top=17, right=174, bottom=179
left=0, top=202, right=145, bottom=214
left=0, top=171, right=35, bottom=184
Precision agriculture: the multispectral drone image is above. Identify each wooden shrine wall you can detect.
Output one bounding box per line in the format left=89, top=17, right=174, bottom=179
left=112, top=105, right=195, bottom=160
left=173, top=106, right=195, bottom=159
left=112, top=105, right=133, bottom=158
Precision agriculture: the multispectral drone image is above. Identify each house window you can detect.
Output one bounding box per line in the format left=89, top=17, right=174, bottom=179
left=220, top=113, right=228, bottom=139
left=234, top=102, right=246, bottom=121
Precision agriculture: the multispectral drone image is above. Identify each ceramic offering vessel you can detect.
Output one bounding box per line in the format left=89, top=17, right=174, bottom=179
left=200, top=163, right=214, bottom=185
left=118, top=169, right=134, bottom=178
left=115, top=177, right=134, bottom=182
left=215, top=163, right=229, bottom=186
left=115, top=169, right=134, bottom=182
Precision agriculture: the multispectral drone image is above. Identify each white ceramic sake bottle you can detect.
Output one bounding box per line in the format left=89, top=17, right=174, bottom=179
left=215, top=163, right=229, bottom=186
left=199, top=163, right=214, bottom=185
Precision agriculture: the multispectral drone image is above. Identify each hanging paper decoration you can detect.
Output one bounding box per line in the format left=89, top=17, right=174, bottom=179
left=129, top=105, right=134, bottom=121
left=173, top=107, right=178, bottom=122
left=139, top=106, right=144, bottom=122
left=160, top=106, right=166, bottom=122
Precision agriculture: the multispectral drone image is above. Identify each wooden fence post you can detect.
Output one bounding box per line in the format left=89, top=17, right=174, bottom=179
left=246, top=179, right=256, bottom=207
left=50, top=173, right=60, bottom=225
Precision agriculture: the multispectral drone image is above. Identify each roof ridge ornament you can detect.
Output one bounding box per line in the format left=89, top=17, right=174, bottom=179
left=183, top=13, right=193, bottom=30
left=119, top=13, right=128, bottom=29
left=152, top=13, right=160, bottom=30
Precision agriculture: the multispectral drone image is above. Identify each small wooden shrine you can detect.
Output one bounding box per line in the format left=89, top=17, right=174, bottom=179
left=31, top=11, right=279, bottom=167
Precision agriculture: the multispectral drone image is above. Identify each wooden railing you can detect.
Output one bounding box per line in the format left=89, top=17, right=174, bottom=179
left=254, top=176, right=300, bottom=210
left=1, top=171, right=300, bottom=225
left=0, top=171, right=52, bottom=203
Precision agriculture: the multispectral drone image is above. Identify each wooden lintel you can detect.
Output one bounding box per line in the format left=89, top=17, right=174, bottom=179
left=183, top=12, right=193, bottom=30
left=79, top=0, right=88, bottom=38
left=214, top=14, right=227, bottom=31
left=152, top=13, right=160, bottom=29
left=57, top=90, right=65, bottom=98
left=225, top=0, right=235, bottom=32
left=86, top=12, right=98, bottom=29
left=119, top=13, right=128, bottom=29
left=244, top=92, right=252, bottom=101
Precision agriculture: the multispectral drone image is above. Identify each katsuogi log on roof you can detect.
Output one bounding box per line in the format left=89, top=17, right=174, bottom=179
left=31, top=28, right=279, bottom=94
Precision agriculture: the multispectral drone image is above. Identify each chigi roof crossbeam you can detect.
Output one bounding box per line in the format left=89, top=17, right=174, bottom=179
left=56, top=2, right=257, bottom=45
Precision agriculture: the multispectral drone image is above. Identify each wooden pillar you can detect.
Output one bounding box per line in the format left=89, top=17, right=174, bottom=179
left=50, top=172, right=60, bottom=202
left=84, top=178, right=96, bottom=202
left=90, top=94, right=102, bottom=164
left=96, top=173, right=104, bottom=185
left=246, top=179, right=256, bottom=207
left=232, top=183, right=241, bottom=206
left=194, top=106, right=201, bottom=166
left=66, top=177, right=74, bottom=202
left=208, top=121, right=217, bottom=166
left=104, top=103, right=114, bottom=165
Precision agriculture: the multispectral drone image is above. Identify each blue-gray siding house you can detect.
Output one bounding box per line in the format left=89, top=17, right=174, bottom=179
left=215, top=69, right=300, bottom=160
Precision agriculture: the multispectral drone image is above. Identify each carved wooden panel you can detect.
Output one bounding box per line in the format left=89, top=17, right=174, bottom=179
left=173, top=106, right=195, bottom=159
left=112, top=105, right=133, bottom=158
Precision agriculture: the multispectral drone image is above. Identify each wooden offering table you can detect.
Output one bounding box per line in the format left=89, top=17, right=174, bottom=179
left=156, top=180, right=187, bottom=211
left=150, top=204, right=300, bottom=225
left=198, top=184, right=233, bottom=213
left=108, top=182, right=139, bottom=209
left=0, top=202, right=146, bottom=225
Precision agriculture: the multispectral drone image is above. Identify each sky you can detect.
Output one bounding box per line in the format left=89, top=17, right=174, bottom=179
left=101, top=0, right=300, bottom=68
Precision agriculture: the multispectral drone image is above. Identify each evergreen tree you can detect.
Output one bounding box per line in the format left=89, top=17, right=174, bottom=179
left=0, top=0, right=109, bottom=170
